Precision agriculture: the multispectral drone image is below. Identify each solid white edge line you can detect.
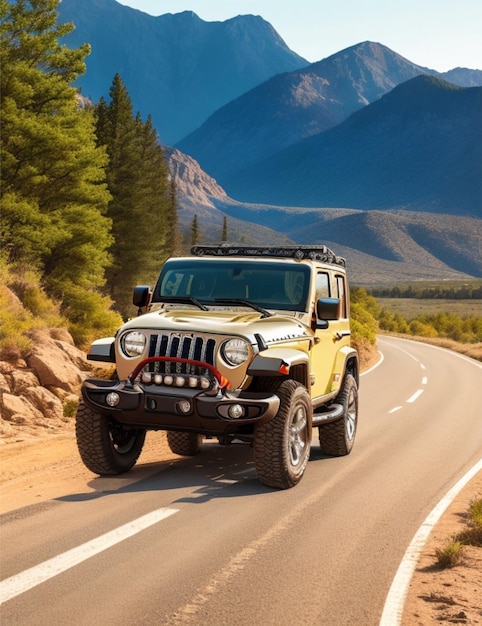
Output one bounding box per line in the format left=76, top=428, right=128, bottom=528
left=379, top=458, right=482, bottom=626
left=361, top=350, right=384, bottom=376
left=0, top=507, right=179, bottom=605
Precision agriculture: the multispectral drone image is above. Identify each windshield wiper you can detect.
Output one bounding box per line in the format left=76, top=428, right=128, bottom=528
left=214, top=298, right=272, bottom=318
left=158, top=296, right=208, bottom=311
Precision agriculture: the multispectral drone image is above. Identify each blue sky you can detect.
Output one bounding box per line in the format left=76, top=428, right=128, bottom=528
left=117, top=0, right=481, bottom=71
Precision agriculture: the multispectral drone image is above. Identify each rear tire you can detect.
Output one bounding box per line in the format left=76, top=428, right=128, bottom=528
left=318, top=374, right=358, bottom=456
left=75, top=399, right=145, bottom=475
left=167, top=431, right=203, bottom=456
left=254, top=379, right=312, bottom=489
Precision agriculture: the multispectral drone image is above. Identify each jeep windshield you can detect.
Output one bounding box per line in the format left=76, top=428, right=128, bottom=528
left=153, top=259, right=310, bottom=312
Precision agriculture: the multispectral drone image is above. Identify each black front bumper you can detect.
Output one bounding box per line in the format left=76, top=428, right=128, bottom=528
left=81, top=378, right=280, bottom=434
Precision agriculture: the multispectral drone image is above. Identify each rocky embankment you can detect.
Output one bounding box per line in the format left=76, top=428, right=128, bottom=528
left=0, top=328, right=92, bottom=441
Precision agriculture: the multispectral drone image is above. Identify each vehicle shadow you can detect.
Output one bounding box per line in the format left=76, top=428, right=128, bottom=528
left=57, top=442, right=269, bottom=505
left=57, top=441, right=331, bottom=506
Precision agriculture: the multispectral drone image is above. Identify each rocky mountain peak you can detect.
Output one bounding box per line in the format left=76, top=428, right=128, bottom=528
left=164, top=147, right=227, bottom=208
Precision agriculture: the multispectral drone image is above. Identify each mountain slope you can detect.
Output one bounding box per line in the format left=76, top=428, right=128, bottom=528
left=176, top=42, right=482, bottom=184
left=223, top=76, right=481, bottom=216
left=57, top=0, right=308, bottom=144
left=164, top=148, right=481, bottom=282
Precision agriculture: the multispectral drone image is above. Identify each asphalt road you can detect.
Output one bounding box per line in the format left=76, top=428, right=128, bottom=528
left=1, top=336, right=481, bottom=625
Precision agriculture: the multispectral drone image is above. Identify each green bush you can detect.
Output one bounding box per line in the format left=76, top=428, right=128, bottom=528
left=62, top=282, right=123, bottom=348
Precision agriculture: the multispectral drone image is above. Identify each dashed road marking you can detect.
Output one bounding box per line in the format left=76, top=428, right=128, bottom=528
left=407, top=389, right=424, bottom=403
left=0, top=507, right=179, bottom=605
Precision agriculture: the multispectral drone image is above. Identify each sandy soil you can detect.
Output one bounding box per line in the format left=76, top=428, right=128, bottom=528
left=0, top=429, right=480, bottom=624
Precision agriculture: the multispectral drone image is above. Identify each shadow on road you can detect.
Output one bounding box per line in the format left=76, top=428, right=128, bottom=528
left=56, top=441, right=336, bottom=506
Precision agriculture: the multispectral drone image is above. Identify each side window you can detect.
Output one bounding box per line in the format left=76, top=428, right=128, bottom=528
left=316, top=272, right=330, bottom=300
left=335, top=275, right=347, bottom=318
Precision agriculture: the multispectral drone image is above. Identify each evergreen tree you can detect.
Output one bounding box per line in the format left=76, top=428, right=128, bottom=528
left=221, top=216, right=228, bottom=242
left=191, top=214, right=200, bottom=246
left=0, top=0, right=117, bottom=342
left=166, top=178, right=180, bottom=256
left=95, top=74, right=174, bottom=318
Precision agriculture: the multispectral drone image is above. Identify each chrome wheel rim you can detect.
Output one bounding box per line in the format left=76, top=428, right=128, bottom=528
left=289, top=405, right=309, bottom=466
left=346, top=387, right=357, bottom=441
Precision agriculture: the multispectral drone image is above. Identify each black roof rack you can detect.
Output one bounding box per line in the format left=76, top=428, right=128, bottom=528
left=191, top=244, right=346, bottom=267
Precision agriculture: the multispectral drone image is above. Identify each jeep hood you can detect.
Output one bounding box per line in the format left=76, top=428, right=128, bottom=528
left=121, top=307, right=312, bottom=346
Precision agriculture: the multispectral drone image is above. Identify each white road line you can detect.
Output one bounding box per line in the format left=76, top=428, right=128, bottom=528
left=379, top=458, right=482, bottom=626
left=361, top=350, right=384, bottom=376
left=422, top=376, right=428, bottom=385
left=0, top=507, right=178, bottom=605
left=407, top=389, right=424, bottom=403
left=389, top=406, right=402, bottom=414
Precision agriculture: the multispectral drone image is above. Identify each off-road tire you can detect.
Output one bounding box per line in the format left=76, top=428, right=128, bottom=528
left=166, top=431, right=203, bottom=456
left=75, top=399, right=146, bottom=475
left=318, top=374, right=358, bottom=456
left=253, top=379, right=312, bottom=489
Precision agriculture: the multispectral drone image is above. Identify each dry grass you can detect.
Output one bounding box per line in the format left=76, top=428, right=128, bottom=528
left=434, top=498, right=482, bottom=569
left=376, top=298, right=482, bottom=317
left=435, top=540, right=465, bottom=568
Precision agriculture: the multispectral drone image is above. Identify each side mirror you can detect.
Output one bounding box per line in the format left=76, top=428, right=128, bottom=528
left=133, top=285, right=151, bottom=311
left=316, top=297, right=340, bottom=326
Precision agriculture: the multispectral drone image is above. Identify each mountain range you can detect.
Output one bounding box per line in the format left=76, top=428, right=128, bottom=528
left=57, top=0, right=307, bottom=144
left=177, top=41, right=482, bottom=184
left=58, top=0, right=482, bottom=283
left=223, top=75, right=482, bottom=216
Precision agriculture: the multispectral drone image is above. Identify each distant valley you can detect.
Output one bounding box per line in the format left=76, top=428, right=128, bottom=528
left=164, top=148, right=482, bottom=285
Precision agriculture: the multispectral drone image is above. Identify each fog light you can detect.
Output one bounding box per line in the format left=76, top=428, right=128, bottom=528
left=228, top=404, right=244, bottom=418
left=177, top=400, right=191, bottom=414
left=141, top=372, right=152, bottom=384
left=106, top=392, right=120, bottom=407
left=164, top=375, right=173, bottom=385
left=154, top=373, right=163, bottom=385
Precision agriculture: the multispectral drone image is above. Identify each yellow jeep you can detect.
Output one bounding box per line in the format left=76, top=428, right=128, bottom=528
left=76, top=245, right=359, bottom=489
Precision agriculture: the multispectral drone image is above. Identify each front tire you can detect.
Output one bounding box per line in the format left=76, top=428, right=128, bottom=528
left=75, top=399, right=146, bottom=475
left=254, top=380, right=312, bottom=489
left=166, top=431, right=203, bottom=456
left=318, top=374, right=358, bottom=456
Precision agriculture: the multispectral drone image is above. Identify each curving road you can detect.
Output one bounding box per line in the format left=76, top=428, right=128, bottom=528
left=1, top=336, right=481, bottom=625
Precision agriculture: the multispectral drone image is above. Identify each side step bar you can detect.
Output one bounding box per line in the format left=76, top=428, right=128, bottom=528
left=312, top=403, right=344, bottom=426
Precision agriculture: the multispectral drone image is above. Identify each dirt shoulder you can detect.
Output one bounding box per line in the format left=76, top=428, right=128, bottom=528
left=0, top=430, right=480, bottom=624
left=402, top=470, right=482, bottom=625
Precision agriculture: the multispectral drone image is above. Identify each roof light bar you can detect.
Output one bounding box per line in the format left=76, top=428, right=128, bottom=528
left=191, top=244, right=346, bottom=267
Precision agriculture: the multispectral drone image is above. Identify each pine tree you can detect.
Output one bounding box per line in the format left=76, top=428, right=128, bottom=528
left=221, top=216, right=228, bottom=242
left=0, top=0, right=117, bottom=342
left=191, top=214, right=200, bottom=246
left=95, top=74, right=174, bottom=318
left=166, top=178, right=180, bottom=256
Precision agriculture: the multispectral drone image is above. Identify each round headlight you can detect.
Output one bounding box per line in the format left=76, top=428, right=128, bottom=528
left=221, top=338, right=250, bottom=366
left=121, top=331, right=146, bottom=357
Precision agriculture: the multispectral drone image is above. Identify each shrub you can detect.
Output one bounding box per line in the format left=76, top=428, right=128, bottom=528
left=434, top=540, right=465, bottom=568
left=62, top=283, right=123, bottom=349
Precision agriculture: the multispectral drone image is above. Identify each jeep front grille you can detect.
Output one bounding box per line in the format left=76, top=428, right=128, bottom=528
left=148, top=333, right=216, bottom=373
